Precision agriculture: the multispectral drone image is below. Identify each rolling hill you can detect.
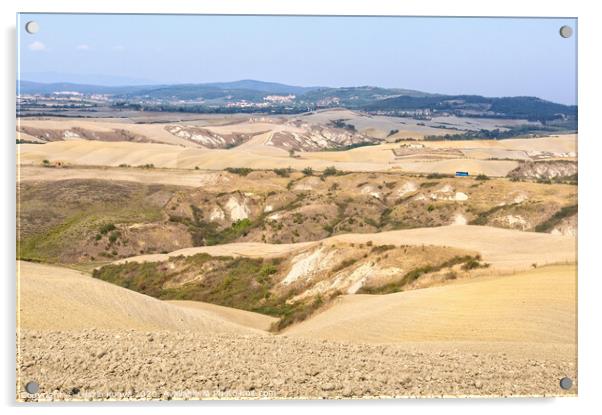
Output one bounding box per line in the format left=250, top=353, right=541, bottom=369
left=17, top=260, right=267, bottom=334
left=285, top=263, right=576, bottom=348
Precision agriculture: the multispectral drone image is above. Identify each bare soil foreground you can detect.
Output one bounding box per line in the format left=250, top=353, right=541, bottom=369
left=18, top=329, right=575, bottom=401
left=17, top=261, right=576, bottom=400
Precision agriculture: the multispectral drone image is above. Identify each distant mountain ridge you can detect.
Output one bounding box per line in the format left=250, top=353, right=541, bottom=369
left=17, top=79, right=577, bottom=123
left=17, top=79, right=435, bottom=98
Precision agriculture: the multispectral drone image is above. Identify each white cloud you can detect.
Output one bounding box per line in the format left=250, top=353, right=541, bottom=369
left=76, top=44, right=90, bottom=50
left=28, top=41, right=46, bottom=51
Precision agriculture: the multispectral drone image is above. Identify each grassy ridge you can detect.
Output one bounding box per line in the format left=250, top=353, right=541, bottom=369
left=93, top=253, right=335, bottom=331
left=93, top=248, right=486, bottom=331
left=357, top=255, right=487, bottom=294
left=18, top=180, right=167, bottom=263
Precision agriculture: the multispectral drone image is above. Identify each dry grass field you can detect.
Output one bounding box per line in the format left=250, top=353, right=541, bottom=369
left=14, top=140, right=506, bottom=175
left=286, top=264, right=576, bottom=354
left=17, top=261, right=264, bottom=334
left=17, top=114, right=576, bottom=177
left=166, top=300, right=277, bottom=331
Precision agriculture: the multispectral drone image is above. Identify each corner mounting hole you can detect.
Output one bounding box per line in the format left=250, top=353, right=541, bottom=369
left=559, top=377, right=573, bottom=390
left=559, top=25, right=573, bottom=38
left=25, top=381, right=39, bottom=394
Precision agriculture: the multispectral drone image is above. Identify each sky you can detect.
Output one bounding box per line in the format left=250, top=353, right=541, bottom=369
left=17, top=14, right=577, bottom=104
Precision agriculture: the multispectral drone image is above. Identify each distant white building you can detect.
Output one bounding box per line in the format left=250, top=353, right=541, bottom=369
left=263, top=94, right=296, bottom=103
left=52, top=91, right=83, bottom=97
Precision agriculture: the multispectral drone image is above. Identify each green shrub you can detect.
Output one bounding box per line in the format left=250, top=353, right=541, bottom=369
left=99, top=223, right=116, bottom=235
left=371, top=244, right=395, bottom=254
left=93, top=254, right=309, bottom=330
left=225, top=167, right=253, bottom=176
left=426, top=173, right=452, bottom=179
left=321, top=166, right=338, bottom=178
left=359, top=255, right=481, bottom=294
left=469, top=204, right=517, bottom=226
left=461, top=258, right=490, bottom=270
left=302, top=167, right=313, bottom=176
left=273, top=167, right=292, bottom=177
left=259, top=264, right=278, bottom=278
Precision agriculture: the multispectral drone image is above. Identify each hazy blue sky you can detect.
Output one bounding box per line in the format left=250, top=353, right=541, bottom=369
left=17, top=14, right=577, bottom=104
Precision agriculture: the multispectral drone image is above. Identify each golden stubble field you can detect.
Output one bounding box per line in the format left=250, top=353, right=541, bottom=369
left=17, top=115, right=576, bottom=176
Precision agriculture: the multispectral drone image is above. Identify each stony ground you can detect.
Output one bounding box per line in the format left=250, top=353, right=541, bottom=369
left=17, top=329, right=576, bottom=401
